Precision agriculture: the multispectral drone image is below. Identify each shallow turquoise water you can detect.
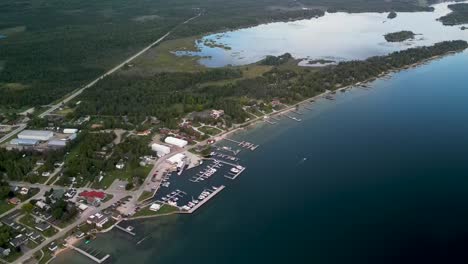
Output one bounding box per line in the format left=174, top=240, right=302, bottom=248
left=55, top=51, right=468, bottom=264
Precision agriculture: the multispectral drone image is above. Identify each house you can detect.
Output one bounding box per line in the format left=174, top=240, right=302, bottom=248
left=78, top=203, right=89, bottom=211
left=79, top=191, right=106, bottom=202
left=86, top=197, right=100, bottom=207
left=28, top=231, right=42, bottom=241
left=0, top=247, right=10, bottom=257
left=8, top=197, right=20, bottom=205
left=210, top=109, right=224, bottom=119
left=48, top=242, right=58, bottom=251
left=86, top=213, right=109, bottom=228
left=35, top=221, right=51, bottom=232
left=35, top=200, right=49, bottom=210
left=10, top=234, right=28, bottom=248
left=149, top=203, right=161, bottom=212
left=19, top=187, right=29, bottom=195
left=41, top=171, right=51, bottom=177
left=115, top=160, right=125, bottom=170
left=75, top=231, right=85, bottom=239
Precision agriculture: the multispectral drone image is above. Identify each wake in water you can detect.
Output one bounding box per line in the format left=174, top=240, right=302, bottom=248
left=296, top=157, right=307, bottom=166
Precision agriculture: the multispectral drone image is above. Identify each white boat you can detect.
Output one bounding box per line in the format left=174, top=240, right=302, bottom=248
left=230, top=168, right=240, bottom=173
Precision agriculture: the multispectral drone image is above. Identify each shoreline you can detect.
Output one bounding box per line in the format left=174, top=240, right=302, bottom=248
left=211, top=50, right=461, bottom=144
left=47, top=49, right=462, bottom=263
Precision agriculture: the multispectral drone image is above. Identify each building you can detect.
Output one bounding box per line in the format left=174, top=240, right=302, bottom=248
left=87, top=213, right=109, bottom=228
left=35, top=221, right=51, bottom=232
left=63, top=128, right=78, bottom=134
left=8, top=197, right=20, bottom=205
left=17, top=130, right=54, bottom=141
left=0, top=247, right=11, bottom=257
left=78, top=203, right=89, bottom=211
left=115, top=161, right=125, bottom=170
left=79, top=191, right=106, bottom=201
left=48, top=139, right=67, bottom=148
left=151, top=143, right=171, bottom=157
left=10, top=138, right=39, bottom=146
left=149, top=203, right=161, bottom=212
left=164, top=136, right=188, bottom=148
left=167, top=153, right=186, bottom=167
left=19, top=187, right=29, bottom=195
left=48, top=242, right=58, bottom=251
left=210, top=109, right=225, bottom=119
left=35, top=200, right=49, bottom=210
left=10, top=234, right=28, bottom=248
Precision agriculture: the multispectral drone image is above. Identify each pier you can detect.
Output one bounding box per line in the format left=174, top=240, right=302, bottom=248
left=271, top=116, right=281, bottom=121
left=285, top=114, right=302, bottom=122
left=224, top=138, right=259, bottom=151
left=264, top=119, right=276, bottom=125
left=68, top=244, right=110, bottom=264
left=115, top=224, right=136, bottom=236
left=185, top=185, right=226, bottom=213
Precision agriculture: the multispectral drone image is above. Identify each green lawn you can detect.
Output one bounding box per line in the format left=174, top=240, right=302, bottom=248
left=94, top=166, right=151, bottom=190
left=198, top=126, right=222, bottom=136
left=133, top=204, right=179, bottom=217
left=19, top=214, right=58, bottom=237
left=138, top=191, right=154, bottom=202
left=0, top=201, right=15, bottom=215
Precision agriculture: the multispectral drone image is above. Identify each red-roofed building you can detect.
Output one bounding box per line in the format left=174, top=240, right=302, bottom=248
left=79, top=191, right=106, bottom=200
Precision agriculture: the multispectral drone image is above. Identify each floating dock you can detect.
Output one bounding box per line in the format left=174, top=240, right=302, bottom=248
left=264, top=119, right=276, bottom=125
left=115, top=224, right=136, bottom=236
left=185, top=185, right=226, bottom=213
left=68, top=244, right=110, bottom=264
left=285, top=114, right=302, bottom=122
left=224, top=138, right=259, bottom=151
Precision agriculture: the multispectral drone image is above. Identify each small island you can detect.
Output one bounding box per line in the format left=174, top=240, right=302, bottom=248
left=384, top=30, right=416, bottom=42
left=387, top=11, right=397, bottom=19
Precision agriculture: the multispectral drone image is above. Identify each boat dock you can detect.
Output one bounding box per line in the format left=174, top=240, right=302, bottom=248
left=285, top=114, right=302, bottom=122
left=224, top=165, right=246, bottom=180
left=224, top=138, right=259, bottom=151
left=271, top=116, right=281, bottom=121
left=115, top=224, right=136, bottom=236
left=216, top=145, right=241, bottom=155
left=291, top=110, right=303, bottom=115
left=185, top=185, right=226, bottom=213
left=264, top=119, right=276, bottom=125
left=67, top=244, right=110, bottom=264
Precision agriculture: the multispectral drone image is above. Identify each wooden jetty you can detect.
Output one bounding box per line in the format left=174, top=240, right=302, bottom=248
left=68, top=244, right=110, bottom=264
left=115, top=224, right=136, bottom=236
left=264, top=119, right=276, bottom=125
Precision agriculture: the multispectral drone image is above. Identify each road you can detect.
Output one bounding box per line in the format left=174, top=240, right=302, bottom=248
left=0, top=124, right=27, bottom=145
left=38, top=12, right=201, bottom=119
left=14, top=194, right=124, bottom=264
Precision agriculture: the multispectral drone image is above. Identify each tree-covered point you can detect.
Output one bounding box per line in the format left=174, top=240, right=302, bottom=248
left=438, top=3, right=468, bottom=26
left=75, top=40, right=468, bottom=127
left=384, top=31, right=416, bottom=42
left=261, top=53, right=293, bottom=65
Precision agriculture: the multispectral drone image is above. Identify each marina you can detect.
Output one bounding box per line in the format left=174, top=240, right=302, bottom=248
left=223, top=138, right=259, bottom=151
left=285, top=114, right=302, bottom=122
left=67, top=244, right=110, bottom=264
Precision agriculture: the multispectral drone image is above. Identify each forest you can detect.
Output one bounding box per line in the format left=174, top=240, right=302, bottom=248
left=384, top=31, right=415, bottom=42
left=75, top=41, right=468, bottom=127
left=438, top=3, right=468, bottom=25
left=0, top=0, right=440, bottom=111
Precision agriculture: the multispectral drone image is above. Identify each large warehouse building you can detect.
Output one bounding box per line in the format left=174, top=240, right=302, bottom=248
left=17, top=130, right=54, bottom=141
left=164, top=136, right=188, bottom=148
left=151, top=143, right=171, bottom=157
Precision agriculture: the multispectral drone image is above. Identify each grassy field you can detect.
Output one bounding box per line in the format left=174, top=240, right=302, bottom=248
left=138, top=191, right=154, bottom=202
left=133, top=204, right=179, bottom=217
left=198, top=126, right=222, bottom=135
left=0, top=201, right=14, bottom=215
left=93, top=166, right=152, bottom=190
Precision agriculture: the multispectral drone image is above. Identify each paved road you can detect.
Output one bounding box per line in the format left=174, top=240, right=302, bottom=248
left=38, top=13, right=201, bottom=119
left=15, top=194, right=124, bottom=264
left=0, top=124, right=27, bottom=145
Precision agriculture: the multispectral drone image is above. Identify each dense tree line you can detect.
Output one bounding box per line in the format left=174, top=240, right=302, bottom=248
left=438, top=3, right=468, bottom=25
left=384, top=31, right=415, bottom=42
left=75, top=41, right=468, bottom=127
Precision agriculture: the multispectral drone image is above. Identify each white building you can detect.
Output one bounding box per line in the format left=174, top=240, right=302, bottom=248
left=164, top=136, right=188, bottom=148
left=63, top=128, right=78, bottom=134
left=151, top=143, right=171, bottom=157
left=167, top=153, right=186, bottom=167
left=18, top=130, right=53, bottom=141
left=149, top=203, right=161, bottom=212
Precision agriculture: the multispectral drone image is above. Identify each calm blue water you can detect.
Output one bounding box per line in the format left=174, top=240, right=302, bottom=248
left=176, top=1, right=468, bottom=67
left=54, top=50, right=468, bottom=263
